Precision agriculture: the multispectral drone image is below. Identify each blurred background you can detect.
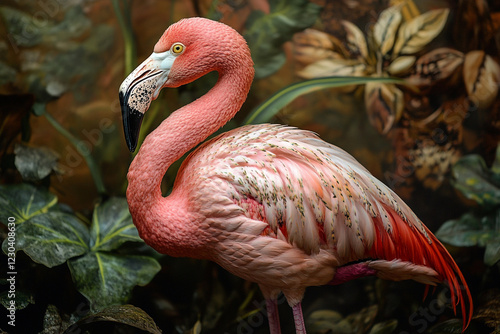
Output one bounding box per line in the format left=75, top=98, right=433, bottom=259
left=0, top=0, right=499, bottom=333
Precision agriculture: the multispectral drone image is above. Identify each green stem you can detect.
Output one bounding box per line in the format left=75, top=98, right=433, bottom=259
left=113, top=0, right=136, bottom=75
left=44, top=112, right=106, bottom=194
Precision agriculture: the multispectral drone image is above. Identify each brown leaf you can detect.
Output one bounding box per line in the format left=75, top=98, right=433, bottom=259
left=297, top=59, right=366, bottom=79
left=342, top=20, right=369, bottom=60
left=408, top=48, right=464, bottom=86
left=64, top=304, right=162, bottom=334
left=393, top=8, right=450, bottom=55
left=365, top=82, right=404, bottom=134
left=463, top=50, right=500, bottom=109
left=293, top=29, right=346, bottom=65
left=374, top=5, right=403, bottom=55
left=386, top=55, right=416, bottom=75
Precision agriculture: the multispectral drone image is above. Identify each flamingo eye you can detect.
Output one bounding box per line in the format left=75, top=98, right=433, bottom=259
left=171, top=43, right=185, bottom=55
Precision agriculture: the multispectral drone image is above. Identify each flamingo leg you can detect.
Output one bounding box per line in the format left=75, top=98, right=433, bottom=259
left=266, top=299, right=281, bottom=334
left=292, top=302, right=307, bottom=334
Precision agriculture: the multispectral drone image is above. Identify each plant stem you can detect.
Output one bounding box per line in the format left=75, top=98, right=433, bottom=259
left=113, top=0, right=136, bottom=76
left=44, top=112, right=106, bottom=194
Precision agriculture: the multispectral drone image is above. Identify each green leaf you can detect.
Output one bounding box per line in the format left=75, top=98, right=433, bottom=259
left=484, top=237, right=500, bottom=266
left=0, top=6, right=43, bottom=47
left=14, top=144, right=60, bottom=182
left=0, top=289, right=35, bottom=310
left=436, top=212, right=492, bottom=247
left=244, top=0, right=322, bottom=78
left=68, top=252, right=160, bottom=312
left=90, top=197, right=142, bottom=252
left=244, top=76, right=405, bottom=125
left=428, top=318, right=463, bottom=334
left=491, top=143, right=500, bottom=176
left=39, top=304, right=73, bottom=334
left=0, top=183, right=58, bottom=224
left=64, top=304, right=162, bottom=334
left=8, top=212, right=89, bottom=267
left=452, top=154, right=500, bottom=208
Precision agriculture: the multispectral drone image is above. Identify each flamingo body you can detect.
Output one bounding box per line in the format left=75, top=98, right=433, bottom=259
left=119, top=17, right=472, bottom=333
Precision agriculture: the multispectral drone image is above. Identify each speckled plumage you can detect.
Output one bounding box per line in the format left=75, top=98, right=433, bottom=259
left=121, top=17, right=472, bottom=334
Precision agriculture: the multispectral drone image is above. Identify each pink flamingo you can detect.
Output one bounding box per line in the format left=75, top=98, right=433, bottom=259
left=119, top=17, right=472, bottom=333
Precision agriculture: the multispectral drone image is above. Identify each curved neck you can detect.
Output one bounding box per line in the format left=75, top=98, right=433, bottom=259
left=126, top=60, right=253, bottom=255
left=127, top=67, right=251, bottom=201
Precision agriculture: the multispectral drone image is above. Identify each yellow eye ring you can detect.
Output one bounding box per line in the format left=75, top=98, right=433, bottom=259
left=171, top=43, right=185, bottom=54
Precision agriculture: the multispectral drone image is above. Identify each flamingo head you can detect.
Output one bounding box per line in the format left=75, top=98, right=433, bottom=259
left=119, top=17, right=252, bottom=152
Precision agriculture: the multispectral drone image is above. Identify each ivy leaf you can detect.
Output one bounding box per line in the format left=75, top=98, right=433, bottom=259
left=90, top=197, right=142, bottom=252
left=0, top=183, right=58, bottom=225
left=244, top=0, right=322, bottom=78
left=393, top=8, right=449, bottom=56
left=451, top=153, right=500, bottom=208
left=14, top=144, right=61, bottom=182
left=0, top=289, right=34, bottom=310
left=7, top=212, right=89, bottom=268
left=484, top=238, right=500, bottom=266
left=436, top=212, right=489, bottom=247
left=64, top=304, right=162, bottom=334
left=68, top=252, right=161, bottom=312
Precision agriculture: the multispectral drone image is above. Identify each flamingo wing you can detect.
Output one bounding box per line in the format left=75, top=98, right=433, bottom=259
left=181, top=124, right=471, bottom=326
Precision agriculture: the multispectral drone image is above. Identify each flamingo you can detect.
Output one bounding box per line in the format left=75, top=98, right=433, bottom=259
left=118, top=17, right=472, bottom=333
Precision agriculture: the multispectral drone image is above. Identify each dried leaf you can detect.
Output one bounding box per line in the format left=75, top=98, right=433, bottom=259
left=394, top=8, right=450, bottom=55
left=474, top=289, right=500, bottom=329
left=368, top=319, right=398, bottom=334
left=297, top=59, right=366, bottom=79
left=374, top=5, right=402, bottom=55
left=293, top=29, right=345, bottom=65
left=365, top=82, right=404, bottom=134
left=408, top=48, right=464, bottom=86
left=463, top=50, right=500, bottom=109
left=386, top=55, right=416, bottom=75
left=64, top=304, right=162, bottom=334
left=342, top=20, right=369, bottom=60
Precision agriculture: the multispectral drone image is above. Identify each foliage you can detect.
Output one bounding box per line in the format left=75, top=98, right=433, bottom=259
left=39, top=304, right=162, bottom=334
left=244, top=76, right=404, bottom=124
left=0, top=184, right=160, bottom=312
left=296, top=4, right=450, bottom=134
left=436, top=144, right=500, bottom=266
left=0, top=0, right=498, bottom=333
left=244, top=0, right=322, bottom=79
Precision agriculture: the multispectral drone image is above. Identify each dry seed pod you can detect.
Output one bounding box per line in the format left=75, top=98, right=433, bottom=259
left=463, top=50, right=500, bottom=109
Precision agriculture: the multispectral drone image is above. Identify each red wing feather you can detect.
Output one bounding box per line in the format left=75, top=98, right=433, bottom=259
left=368, top=205, right=473, bottom=330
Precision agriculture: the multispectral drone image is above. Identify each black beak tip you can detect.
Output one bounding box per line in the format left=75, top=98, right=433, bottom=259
left=119, top=91, right=144, bottom=153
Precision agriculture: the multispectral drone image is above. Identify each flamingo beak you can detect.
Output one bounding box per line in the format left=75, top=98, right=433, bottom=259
left=119, top=51, right=175, bottom=152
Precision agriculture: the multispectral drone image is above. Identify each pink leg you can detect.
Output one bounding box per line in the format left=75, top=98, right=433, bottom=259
left=292, top=302, right=307, bottom=334
left=266, top=299, right=281, bottom=334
